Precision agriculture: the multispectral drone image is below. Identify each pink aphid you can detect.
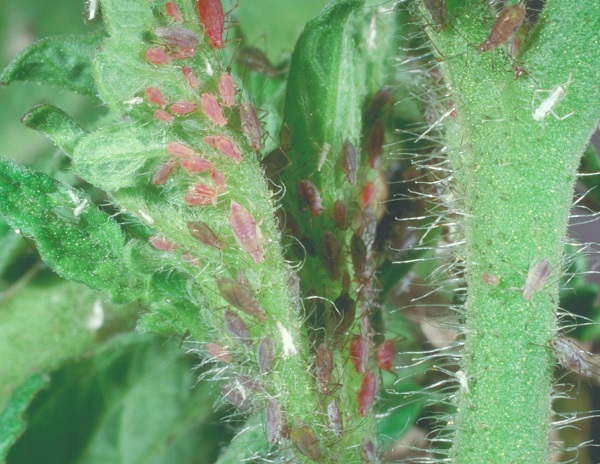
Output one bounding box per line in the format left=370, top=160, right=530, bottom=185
left=478, top=3, right=526, bottom=52
left=211, top=169, right=226, bottom=191
left=229, top=200, right=265, bottom=263
left=266, top=399, right=284, bottom=444
left=204, top=135, right=242, bottom=163
left=361, top=181, right=376, bottom=208
left=377, top=340, right=395, bottom=372
left=206, top=342, right=232, bottom=363
left=521, top=259, right=552, bottom=300
left=146, top=47, right=172, bottom=65
left=240, top=102, right=263, bottom=151
left=327, top=400, right=343, bottom=436
left=184, top=183, right=218, bottom=206
left=187, top=221, right=226, bottom=250
left=218, top=73, right=236, bottom=107
left=257, top=336, right=275, bottom=374
left=350, top=334, right=369, bottom=375
left=224, top=308, right=252, bottom=348
left=145, top=86, right=167, bottom=107
left=167, top=141, right=195, bottom=158
left=171, top=101, right=197, bottom=115
left=200, top=92, right=228, bottom=126
left=154, top=109, right=174, bottom=124
left=215, top=275, right=266, bottom=323
left=357, top=371, right=377, bottom=416
left=181, top=156, right=215, bottom=173
left=152, top=160, right=178, bottom=185
left=165, top=2, right=184, bottom=22
left=298, top=179, right=323, bottom=216
left=315, top=343, right=334, bottom=393
left=169, top=48, right=196, bottom=60
left=181, top=66, right=201, bottom=89
left=196, top=0, right=225, bottom=49
left=155, top=26, right=199, bottom=49
left=149, top=236, right=178, bottom=253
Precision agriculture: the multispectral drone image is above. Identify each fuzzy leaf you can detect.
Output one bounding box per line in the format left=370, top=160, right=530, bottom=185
left=21, top=104, right=88, bottom=157
left=0, top=159, right=136, bottom=302
left=0, top=32, right=105, bottom=97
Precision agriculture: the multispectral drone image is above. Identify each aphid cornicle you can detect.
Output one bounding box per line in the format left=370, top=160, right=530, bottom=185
left=478, top=3, right=526, bottom=52
left=521, top=259, right=552, bottom=300
left=196, top=0, right=225, bottom=49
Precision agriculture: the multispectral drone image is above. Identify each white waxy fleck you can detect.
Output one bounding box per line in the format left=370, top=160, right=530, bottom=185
left=86, top=300, right=104, bottom=331
left=276, top=321, right=297, bottom=357
left=138, top=210, right=155, bottom=225
left=205, top=59, right=214, bottom=76
left=521, top=259, right=552, bottom=300
left=316, top=142, right=331, bottom=172
left=73, top=199, right=88, bottom=217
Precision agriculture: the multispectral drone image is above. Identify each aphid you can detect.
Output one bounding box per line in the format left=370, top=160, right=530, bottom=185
left=333, top=200, right=347, bottom=230
left=315, top=343, right=334, bottom=393
left=552, top=337, right=593, bottom=378
left=219, top=73, right=236, bottom=107
left=236, top=47, right=281, bottom=78
left=155, top=26, right=199, bottom=49
left=361, top=181, right=376, bottom=208
left=154, top=109, right=174, bottom=124
left=365, top=85, right=394, bottom=123
left=182, top=253, right=202, bottom=267
left=152, top=160, right=178, bottom=185
left=350, top=233, right=367, bottom=282
left=266, top=399, right=284, bottom=444
left=165, top=2, right=184, bottom=22
left=291, top=424, right=323, bottom=462
left=224, top=308, right=252, bottom=348
left=187, top=221, right=226, bottom=250
left=211, top=169, right=226, bottom=191
left=366, top=120, right=384, bottom=169
left=240, top=102, right=263, bottom=151
left=169, top=48, right=196, bottom=60
left=261, top=147, right=289, bottom=179
left=478, top=3, right=526, bottom=52
left=532, top=74, right=574, bottom=122
left=149, top=236, right=178, bottom=252
left=423, top=0, right=446, bottom=30
left=200, top=93, right=227, bottom=126
left=521, top=259, right=552, bottom=300
left=376, top=340, right=395, bottom=372
left=184, top=183, right=218, bottom=206
left=316, top=142, right=331, bottom=172
left=257, top=336, right=275, bottom=374
left=215, top=275, right=266, bottom=323
left=350, top=335, right=369, bottom=375
left=171, top=101, right=197, bottom=115
left=181, top=156, right=215, bottom=173
left=221, top=376, right=260, bottom=411
left=167, top=141, right=194, bottom=158
left=320, top=232, right=342, bottom=281
left=340, top=140, right=358, bottom=184
left=299, top=179, right=324, bottom=216
left=482, top=272, right=500, bottom=286
left=204, top=136, right=243, bottom=163
left=327, top=400, right=343, bottom=436
left=145, top=86, right=167, bottom=107
left=357, top=370, right=377, bottom=416
left=332, top=292, right=356, bottom=337
left=228, top=201, right=265, bottom=263
left=361, top=438, right=377, bottom=463
left=196, top=0, right=225, bottom=49
left=145, top=47, right=172, bottom=65
left=206, top=342, right=232, bottom=363
left=181, top=66, right=201, bottom=89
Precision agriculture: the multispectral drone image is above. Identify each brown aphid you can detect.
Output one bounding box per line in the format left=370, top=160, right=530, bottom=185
left=341, top=140, right=358, bottom=185
left=333, top=200, right=347, bottom=230
left=320, top=232, right=342, bottom=281
left=478, top=3, right=526, bottom=52
left=365, top=85, right=394, bottom=123
left=152, top=160, right=178, bottom=185
left=315, top=343, right=334, bottom=393
left=224, top=308, right=252, bottom=348
left=257, top=336, right=275, bottom=374
left=236, top=47, right=282, bottom=78
left=361, top=438, right=377, bottom=463
left=266, top=399, right=284, bottom=444
left=215, top=275, right=266, bottom=323
left=423, top=0, right=446, bottom=30
left=206, top=342, right=233, bottom=363
left=261, top=147, right=289, bottom=179
left=350, top=233, right=367, bottom=282
left=552, top=337, right=593, bottom=378
left=332, top=292, right=356, bottom=337
left=299, top=180, right=324, bottom=216
left=229, top=201, right=266, bottom=263
left=291, top=423, right=323, bottom=462
left=155, top=26, right=199, bottom=49
left=367, top=120, right=384, bottom=169
left=221, top=375, right=261, bottom=411
left=327, top=400, right=343, bottom=436
left=187, top=221, right=226, bottom=250
left=521, top=259, right=552, bottom=300
left=482, top=272, right=500, bottom=286
left=240, top=102, right=263, bottom=151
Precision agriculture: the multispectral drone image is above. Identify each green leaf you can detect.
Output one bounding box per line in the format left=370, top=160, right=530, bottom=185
left=0, top=32, right=105, bottom=97
left=21, top=104, right=88, bottom=157
left=5, top=334, right=232, bottom=464
left=0, top=373, right=50, bottom=461
left=0, top=158, right=136, bottom=302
